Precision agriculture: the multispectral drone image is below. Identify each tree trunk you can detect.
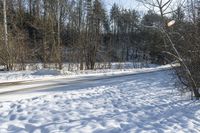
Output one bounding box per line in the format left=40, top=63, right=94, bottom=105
left=193, top=88, right=200, bottom=99
left=3, top=0, right=11, bottom=70
left=57, top=0, right=62, bottom=70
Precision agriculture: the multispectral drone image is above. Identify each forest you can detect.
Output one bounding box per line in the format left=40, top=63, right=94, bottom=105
left=1, top=0, right=200, bottom=98
left=0, top=0, right=172, bottom=71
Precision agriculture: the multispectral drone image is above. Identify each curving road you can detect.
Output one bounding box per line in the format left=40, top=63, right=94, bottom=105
left=0, top=69, right=171, bottom=101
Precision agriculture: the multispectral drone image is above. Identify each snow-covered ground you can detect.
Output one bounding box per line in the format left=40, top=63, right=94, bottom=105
left=0, top=69, right=200, bottom=133
left=0, top=64, right=173, bottom=83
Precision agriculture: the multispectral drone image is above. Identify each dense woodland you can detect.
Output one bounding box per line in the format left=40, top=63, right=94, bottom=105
left=1, top=0, right=200, bottom=98
left=0, top=0, right=168, bottom=71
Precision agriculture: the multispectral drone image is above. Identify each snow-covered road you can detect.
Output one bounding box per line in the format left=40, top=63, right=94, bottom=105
left=0, top=64, right=176, bottom=100
left=1, top=70, right=200, bottom=133
left=0, top=69, right=170, bottom=101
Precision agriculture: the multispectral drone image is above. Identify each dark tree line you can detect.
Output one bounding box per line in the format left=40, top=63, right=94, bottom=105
left=0, top=0, right=167, bottom=71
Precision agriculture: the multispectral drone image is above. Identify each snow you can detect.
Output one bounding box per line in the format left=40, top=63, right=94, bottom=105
left=0, top=69, right=200, bottom=133
left=0, top=64, right=175, bottom=83
left=32, top=69, right=61, bottom=76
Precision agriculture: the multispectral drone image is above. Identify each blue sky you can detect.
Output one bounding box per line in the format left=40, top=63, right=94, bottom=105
left=103, top=0, right=180, bottom=15
left=103, top=0, right=147, bottom=14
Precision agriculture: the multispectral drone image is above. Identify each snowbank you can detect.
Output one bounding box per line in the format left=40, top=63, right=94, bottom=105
left=0, top=64, right=177, bottom=83
left=32, top=69, right=61, bottom=76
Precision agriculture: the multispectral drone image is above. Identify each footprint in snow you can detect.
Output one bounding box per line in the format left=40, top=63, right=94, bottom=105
left=18, top=116, right=27, bottom=121
left=17, top=108, right=23, bottom=113
left=9, top=114, right=16, bottom=120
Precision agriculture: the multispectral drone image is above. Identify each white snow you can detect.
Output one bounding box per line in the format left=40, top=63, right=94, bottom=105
left=0, top=64, right=175, bottom=83
left=32, top=69, right=61, bottom=76
left=0, top=69, right=200, bottom=133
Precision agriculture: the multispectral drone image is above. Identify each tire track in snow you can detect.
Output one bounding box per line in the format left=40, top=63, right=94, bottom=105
left=0, top=68, right=172, bottom=96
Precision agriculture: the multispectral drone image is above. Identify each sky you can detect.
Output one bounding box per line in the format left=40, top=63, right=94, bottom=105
left=103, top=0, right=147, bottom=13
left=102, top=0, right=179, bottom=16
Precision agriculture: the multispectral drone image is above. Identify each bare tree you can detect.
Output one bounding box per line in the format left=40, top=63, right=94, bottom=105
left=137, top=0, right=184, bottom=25
left=3, top=0, right=12, bottom=70
left=57, top=0, right=62, bottom=69
left=138, top=0, right=200, bottom=99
